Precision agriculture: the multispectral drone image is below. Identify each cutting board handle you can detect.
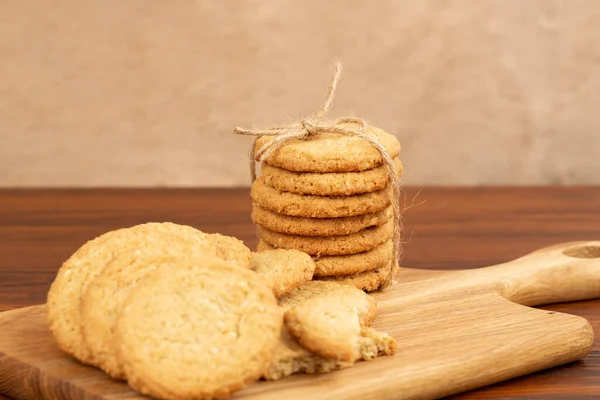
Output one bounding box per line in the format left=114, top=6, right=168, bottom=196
left=470, top=241, right=600, bottom=306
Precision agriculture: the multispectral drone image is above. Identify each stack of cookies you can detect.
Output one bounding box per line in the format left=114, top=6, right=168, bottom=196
left=252, top=124, right=403, bottom=292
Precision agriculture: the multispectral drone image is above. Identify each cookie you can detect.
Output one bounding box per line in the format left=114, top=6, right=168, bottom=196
left=115, top=257, right=282, bottom=400
left=283, top=290, right=378, bottom=362
left=257, top=219, right=393, bottom=256
left=48, top=223, right=212, bottom=364
left=255, top=124, right=401, bottom=173
left=207, top=232, right=253, bottom=267
left=81, top=247, right=212, bottom=379
left=252, top=204, right=392, bottom=237
left=278, top=281, right=375, bottom=320
left=284, top=302, right=397, bottom=363
left=261, top=157, right=403, bottom=196
left=47, top=222, right=251, bottom=365
left=258, top=239, right=393, bottom=277
left=358, top=326, right=398, bottom=361
left=317, top=260, right=397, bottom=292
left=263, top=281, right=377, bottom=381
left=251, top=177, right=391, bottom=218
left=262, top=327, right=352, bottom=381
left=251, top=249, right=316, bottom=297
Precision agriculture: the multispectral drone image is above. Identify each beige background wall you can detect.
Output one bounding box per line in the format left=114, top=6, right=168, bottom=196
left=1, top=0, right=599, bottom=187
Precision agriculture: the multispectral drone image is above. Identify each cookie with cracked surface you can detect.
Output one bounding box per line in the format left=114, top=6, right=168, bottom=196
left=257, top=219, right=393, bottom=256
left=358, top=326, right=398, bottom=361
left=252, top=204, right=392, bottom=237
left=261, top=157, right=403, bottom=196
left=317, top=260, right=398, bottom=292
left=262, top=327, right=353, bottom=381
left=48, top=222, right=252, bottom=365
left=251, top=177, right=391, bottom=218
left=264, top=281, right=397, bottom=379
left=264, top=281, right=376, bottom=380
left=257, top=239, right=393, bottom=277
left=115, top=257, right=282, bottom=400
left=284, top=290, right=396, bottom=362
left=255, top=124, right=401, bottom=173
left=251, top=249, right=315, bottom=297
left=81, top=247, right=217, bottom=380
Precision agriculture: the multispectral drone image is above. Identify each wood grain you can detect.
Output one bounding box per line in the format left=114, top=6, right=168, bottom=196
left=1, top=187, right=600, bottom=399
left=1, top=242, right=599, bottom=399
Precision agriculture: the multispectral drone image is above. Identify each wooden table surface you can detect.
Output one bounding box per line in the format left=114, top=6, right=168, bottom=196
left=1, top=187, right=599, bottom=399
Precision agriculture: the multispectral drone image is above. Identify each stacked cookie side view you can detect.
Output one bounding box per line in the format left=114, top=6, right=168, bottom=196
left=251, top=125, right=403, bottom=292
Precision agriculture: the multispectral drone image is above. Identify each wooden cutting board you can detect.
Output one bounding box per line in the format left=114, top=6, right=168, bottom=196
left=1, top=241, right=600, bottom=400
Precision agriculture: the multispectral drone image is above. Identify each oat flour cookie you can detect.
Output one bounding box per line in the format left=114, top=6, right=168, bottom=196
left=280, top=281, right=378, bottom=324
left=207, top=232, right=253, bottom=267
left=81, top=247, right=216, bottom=379
left=284, top=290, right=396, bottom=362
left=358, top=326, right=398, bottom=361
left=251, top=249, right=315, bottom=297
left=252, top=205, right=392, bottom=237
left=115, top=257, right=282, bottom=400
left=263, top=327, right=352, bottom=381
left=261, top=157, right=403, bottom=196
left=317, top=260, right=397, bottom=292
left=264, top=281, right=375, bottom=380
left=277, top=281, right=373, bottom=316
left=47, top=222, right=222, bottom=364
left=257, top=219, right=393, bottom=256
left=47, top=222, right=252, bottom=365
left=255, top=124, right=401, bottom=173
left=258, top=239, right=393, bottom=277
left=251, top=177, right=391, bottom=218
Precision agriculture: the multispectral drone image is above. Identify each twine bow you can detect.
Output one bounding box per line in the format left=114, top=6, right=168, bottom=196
left=234, top=61, right=402, bottom=288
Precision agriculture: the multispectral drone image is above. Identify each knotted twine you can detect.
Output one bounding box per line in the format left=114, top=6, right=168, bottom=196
left=233, top=61, right=402, bottom=288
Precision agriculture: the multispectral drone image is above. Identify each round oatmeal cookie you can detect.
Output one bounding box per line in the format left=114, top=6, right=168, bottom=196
left=115, top=257, right=282, bottom=400
left=255, top=124, right=401, bottom=173
left=261, top=157, right=403, bottom=196
left=208, top=232, right=253, bottom=267
left=81, top=247, right=218, bottom=380
left=257, top=219, right=393, bottom=256
left=252, top=204, right=392, bottom=237
left=258, top=239, right=393, bottom=277
left=48, top=223, right=213, bottom=364
left=47, top=222, right=251, bottom=365
left=316, top=260, right=398, bottom=292
left=251, top=177, right=391, bottom=218
left=251, top=249, right=315, bottom=297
